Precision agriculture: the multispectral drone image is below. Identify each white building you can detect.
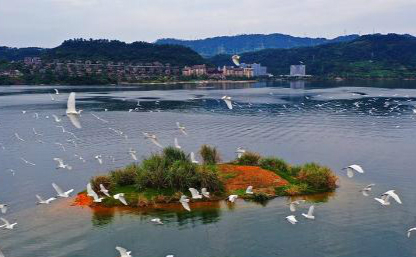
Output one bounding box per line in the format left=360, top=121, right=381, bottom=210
left=290, top=65, right=306, bottom=76
left=240, top=63, right=267, bottom=76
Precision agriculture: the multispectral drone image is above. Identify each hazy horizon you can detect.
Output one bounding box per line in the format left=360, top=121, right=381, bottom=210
left=1, top=0, right=416, bottom=48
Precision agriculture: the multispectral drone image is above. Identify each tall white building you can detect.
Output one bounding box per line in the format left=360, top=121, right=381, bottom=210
left=290, top=65, right=306, bottom=76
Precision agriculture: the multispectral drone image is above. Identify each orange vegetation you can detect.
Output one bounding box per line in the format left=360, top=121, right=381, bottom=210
left=73, top=193, right=93, bottom=206
left=219, top=164, right=288, bottom=194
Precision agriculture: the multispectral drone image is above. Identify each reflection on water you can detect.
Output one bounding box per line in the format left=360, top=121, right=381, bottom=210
left=2, top=81, right=416, bottom=257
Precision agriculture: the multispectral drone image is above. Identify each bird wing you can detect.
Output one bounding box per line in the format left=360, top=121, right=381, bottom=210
left=346, top=168, right=354, bottom=178
left=224, top=99, right=233, bottom=110
left=52, top=183, right=64, bottom=195
left=189, top=188, right=200, bottom=198
left=386, top=190, right=402, bottom=204
left=116, top=246, right=128, bottom=256
left=0, top=218, right=9, bottom=226
left=67, top=114, right=82, bottom=129
left=66, top=92, right=77, bottom=114
left=289, top=203, right=296, bottom=212
left=87, top=183, right=98, bottom=198
left=150, top=138, right=163, bottom=148
left=180, top=201, right=191, bottom=211
left=118, top=195, right=128, bottom=205
left=308, top=205, right=315, bottom=216
left=176, top=122, right=181, bottom=128
left=36, top=194, right=44, bottom=202
left=374, top=197, right=385, bottom=204
left=174, top=138, right=180, bottom=148
left=0, top=206, right=7, bottom=214
left=53, top=158, right=63, bottom=165
left=100, top=184, right=109, bottom=194
left=54, top=89, right=59, bottom=94
left=350, top=165, right=364, bottom=173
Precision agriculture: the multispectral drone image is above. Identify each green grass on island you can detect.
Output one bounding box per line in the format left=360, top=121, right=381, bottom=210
left=84, top=145, right=338, bottom=207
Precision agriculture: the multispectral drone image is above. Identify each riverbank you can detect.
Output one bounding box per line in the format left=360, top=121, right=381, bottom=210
left=74, top=146, right=338, bottom=209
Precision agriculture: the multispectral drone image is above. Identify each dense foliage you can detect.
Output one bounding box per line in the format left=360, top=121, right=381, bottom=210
left=208, top=34, right=416, bottom=78
left=199, top=145, right=221, bottom=165
left=41, top=38, right=206, bottom=67
left=156, top=34, right=358, bottom=57
left=0, top=46, right=45, bottom=61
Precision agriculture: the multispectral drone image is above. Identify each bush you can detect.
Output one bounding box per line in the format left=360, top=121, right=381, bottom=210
left=136, top=154, right=168, bottom=190
left=235, top=151, right=261, bottom=166
left=197, top=165, right=224, bottom=193
left=91, top=175, right=115, bottom=193
left=259, top=157, right=290, bottom=174
left=110, top=164, right=138, bottom=186
left=200, top=145, right=221, bottom=165
left=163, top=147, right=188, bottom=166
left=297, top=163, right=338, bottom=192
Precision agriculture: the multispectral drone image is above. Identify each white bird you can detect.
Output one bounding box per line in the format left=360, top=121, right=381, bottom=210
left=52, top=183, right=74, bottom=198
left=190, top=152, right=199, bottom=164
left=232, top=55, right=240, bottom=66
left=32, top=128, right=42, bottom=136
left=360, top=184, right=375, bottom=196
left=201, top=188, right=210, bottom=198
left=189, top=188, right=203, bottom=199
left=55, top=142, right=66, bottom=152
left=176, top=122, right=187, bottom=135
left=179, top=195, right=191, bottom=211
left=100, top=184, right=111, bottom=197
left=151, top=218, right=164, bottom=225
left=52, top=114, right=61, bottom=123
left=115, top=246, right=132, bottom=257
left=0, top=218, right=17, bottom=230
left=95, top=155, right=103, bottom=165
left=53, top=158, right=72, bottom=170
left=228, top=195, right=238, bottom=203
left=14, top=133, right=25, bottom=142
left=49, top=93, right=55, bottom=101
left=343, top=164, right=364, bottom=178
left=87, top=183, right=104, bottom=202
left=20, top=157, right=36, bottom=166
left=289, top=200, right=306, bottom=212
left=408, top=227, right=416, bottom=238
left=245, top=186, right=254, bottom=195
left=128, top=148, right=138, bottom=161
left=286, top=215, right=298, bottom=225
left=21, top=110, right=26, bottom=114
left=33, top=112, right=39, bottom=119
left=113, top=193, right=128, bottom=205
left=374, top=190, right=402, bottom=205
left=36, top=194, right=56, bottom=204
left=54, top=88, right=60, bottom=95
left=143, top=133, right=163, bottom=148
left=66, top=92, right=82, bottom=115
left=222, top=96, right=233, bottom=110
left=0, top=204, right=7, bottom=214
left=236, top=147, right=246, bottom=159
left=174, top=138, right=181, bottom=149
left=302, top=205, right=315, bottom=220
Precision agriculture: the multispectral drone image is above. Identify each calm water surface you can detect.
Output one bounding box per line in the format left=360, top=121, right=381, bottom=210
left=1, top=81, right=416, bottom=257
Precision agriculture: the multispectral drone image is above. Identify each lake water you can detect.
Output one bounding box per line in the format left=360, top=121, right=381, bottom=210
left=1, top=80, right=416, bottom=257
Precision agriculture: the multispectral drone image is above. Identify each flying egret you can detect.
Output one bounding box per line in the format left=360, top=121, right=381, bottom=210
left=52, top=114, right=61, bottom=123
left=302, top=205, right=315, bottom=220
left=95, top=155, right=103, bottom=165
left=143, top=132, right=163, bottom=148
left=408, top=227, right=416, bottom=238
left=100, top=184, right=111, bottom=197
left=0, top=204, right=7, bottom=214
left=87, top=183, right=104, bottom=202
left=190, top=152, right=199, bottom=164
left=36, top=194, right=56, bottom=204
left=189, top=188, right=203, bottom=199
left=232, top=55, right=240, bottom=66
left=151, top=218, right=164, bottom=225
left=236, top=147, right=246, bottom=159
left=14, top=133, right=25, bottom=142
left=176, top=122, right=187, bottom=135
left=53, top=158, right=72, bottom=170
left=174, top=138, right=181, bottom=149
left=0, top=218, right=17, bottom=230
left=289, top=200, right=306, bottom=212
left=66, top=92, right=82, bottom=115
left=222, top=96, right=233, bottom=110
left=245, top=186, right=254, bottom=195
left=52, top=183, right=74, bottom=198
left=360, top=184, right=375, bottom=196
left=228, top=195, right=238, bottom=203
left=129, top=148, right=138, bottom=161
left=201, top=188, right=210, bottom=198
left=374, top=190, right=402, bottom=205
left=113, top=193, right=128, bottom=205
left=54, top=88, right=60, bottom=95
left=343, top=165, right=364, bottom=178
left=115, top=246, right=132, bottom=257
left=286, top=215, right=298, bottom=225
left=179, top=195, right=191, bottom=211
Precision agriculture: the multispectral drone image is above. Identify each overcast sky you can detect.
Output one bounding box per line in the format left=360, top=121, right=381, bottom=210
left=1, top=0, right=416, bottom=48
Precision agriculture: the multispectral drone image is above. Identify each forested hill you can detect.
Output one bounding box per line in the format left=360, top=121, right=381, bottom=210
left=155, top=33, right=359, bottom=57
left=0, top=47, right=45, bottom=61
left=41, top=39, right=206, bottom=67
left=208, top=34, right=416, bottom=78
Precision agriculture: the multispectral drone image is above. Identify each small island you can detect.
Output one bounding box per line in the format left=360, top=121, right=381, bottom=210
left=75, top=145, right=338, bottom=208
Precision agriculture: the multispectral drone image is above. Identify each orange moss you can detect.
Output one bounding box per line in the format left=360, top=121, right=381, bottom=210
left=72, top=193, right=93, bottom=206
left=219, top=164, right=288, bottom=193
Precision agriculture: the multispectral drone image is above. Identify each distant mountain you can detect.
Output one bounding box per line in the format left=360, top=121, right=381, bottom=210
left=0, top=47, right=45, bottom=61
left=155, top=33, right=359, bottom=57
left=41, top=39, right=205, bottom=67
left=208, top=34, right=416, bottom=78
